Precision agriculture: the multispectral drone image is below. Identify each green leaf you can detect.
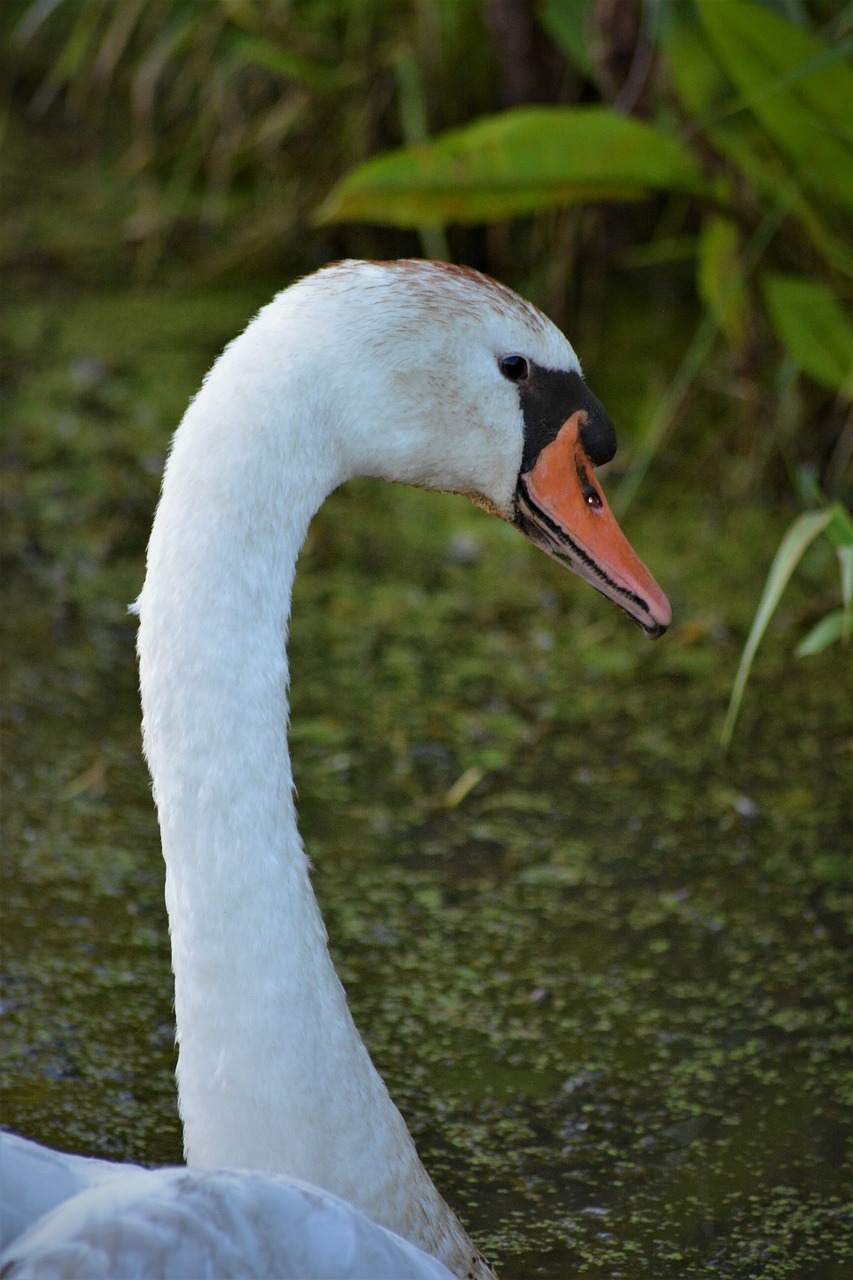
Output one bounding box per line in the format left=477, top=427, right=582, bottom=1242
left=721, top=508, right=833, bottom=746
left=827, top=506, right=853, bottom=552
left=663, top=14, right=853, bottom=275
left=697, top=215, right=750, bottom=346
left=762, top=274, right=853, bottom=394
left=839, top=544, right=853, bottom=643
left=316, top=106, right=709, bottom=227
left=540, top=0, right=595, bottom=75
left=695, top=0, right=853, bottom=212
left=795, top=610, right=845, bottom=656
left=620, top=235, right=699, bottom=269
left=662, top=17, right=723, bottom=119
left=230, top=35, right=339, bottom=91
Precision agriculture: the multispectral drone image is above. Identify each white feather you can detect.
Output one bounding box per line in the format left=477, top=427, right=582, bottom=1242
left=3, top=260, right=582, bottom=1279
left=1, top=1135, right=454, bottom=1279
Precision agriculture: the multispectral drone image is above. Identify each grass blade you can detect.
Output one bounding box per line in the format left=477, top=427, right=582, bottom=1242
left=837, top=544, right=852, bottom=643
left=795, top=610, right=845, bottom=657
left=721, top=508, right=833, bottom=746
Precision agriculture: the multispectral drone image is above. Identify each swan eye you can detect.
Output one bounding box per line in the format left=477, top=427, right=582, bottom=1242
left=499, top=354, right=529, bottom=382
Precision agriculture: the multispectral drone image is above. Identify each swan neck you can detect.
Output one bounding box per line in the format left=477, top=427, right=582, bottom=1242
left=135, top=315, right=490, bottom=1277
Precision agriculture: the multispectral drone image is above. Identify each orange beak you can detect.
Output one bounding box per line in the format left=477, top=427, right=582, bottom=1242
left=516, top=410, right=671, bottom=637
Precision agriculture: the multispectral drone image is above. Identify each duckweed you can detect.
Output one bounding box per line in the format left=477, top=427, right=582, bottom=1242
left=2, top=282, right=850, bottom=1277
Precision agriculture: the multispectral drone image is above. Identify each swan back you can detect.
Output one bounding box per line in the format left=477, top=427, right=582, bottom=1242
left=0, top=1132, right=142, bottom=1256
left=0, top=1138, right=455, bottom=1280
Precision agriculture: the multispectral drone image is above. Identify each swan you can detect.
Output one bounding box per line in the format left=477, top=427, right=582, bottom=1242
left=1, top=259, right=670, bottom=1279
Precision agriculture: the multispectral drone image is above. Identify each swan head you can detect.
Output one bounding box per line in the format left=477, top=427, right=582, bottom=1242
left=256, top=259, right=670, bottom=636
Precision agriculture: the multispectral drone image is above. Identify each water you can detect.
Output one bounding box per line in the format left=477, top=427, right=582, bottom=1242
left=2, top=284, right=850, bottom=1277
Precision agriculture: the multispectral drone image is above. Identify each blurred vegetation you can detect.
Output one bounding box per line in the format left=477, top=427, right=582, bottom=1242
left=721, top=493, right=852, bottom=743
left=1, top=0, right=851, bottom=726
left=4, top=0, right=845, bottom=460
left=2, top=0, right=496, bottom=276
left=318, top=1, right=852, bottom=570
left=2, top=9, right=852, bottom=1271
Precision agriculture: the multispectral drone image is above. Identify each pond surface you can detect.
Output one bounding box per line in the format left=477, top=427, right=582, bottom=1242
left=1, top=282, right=850, bottom=1278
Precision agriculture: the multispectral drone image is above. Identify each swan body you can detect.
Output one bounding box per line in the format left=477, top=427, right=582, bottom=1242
left=0, top=1134, right=454, bottom=1279
left=2, top=260, right=669, bottom=1278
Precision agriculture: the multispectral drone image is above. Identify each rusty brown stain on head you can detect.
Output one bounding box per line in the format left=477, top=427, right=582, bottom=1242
left=333, top=258, right=553, bottom=340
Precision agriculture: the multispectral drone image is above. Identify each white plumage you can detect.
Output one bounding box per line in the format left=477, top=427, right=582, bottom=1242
left=0, top=1133, right=455, bottom=1279
left=2, top=260, right=668, bottom=1279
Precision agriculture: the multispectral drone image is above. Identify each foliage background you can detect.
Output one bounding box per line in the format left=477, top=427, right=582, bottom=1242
left=3, top=0, right=851, bottom=737
left=1, top=2, right=851, bottom=1277
left=3, top=0, right=850, bottom=494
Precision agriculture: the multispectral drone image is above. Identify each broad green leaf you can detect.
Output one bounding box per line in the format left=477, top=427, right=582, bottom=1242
left=697, top=215, right=750, bottom=346
left=696, top=0, right=853, bottom=212
left=795, top=610, right=845, bottom=656
left=316, top=106, right=708, bottom=227
left=762, top=274, right=853, bottom=394
left=721, top=508, right=833, bottom=745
